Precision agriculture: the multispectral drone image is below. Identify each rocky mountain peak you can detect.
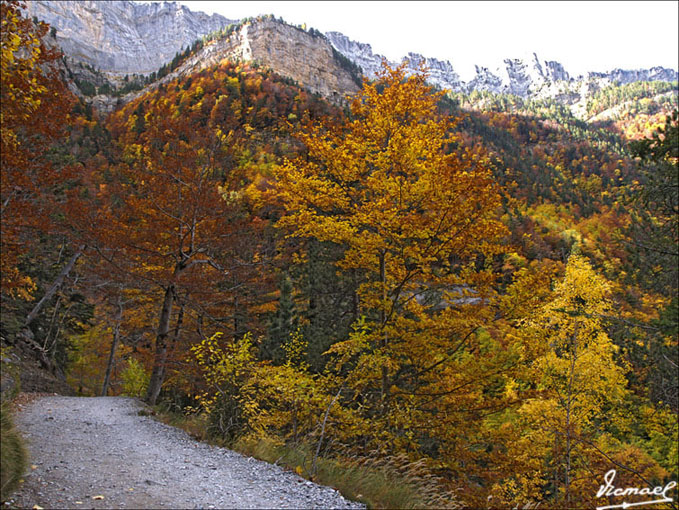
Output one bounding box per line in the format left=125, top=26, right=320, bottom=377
left=543, top=60, right=570, bottom=82
left=324, top=31, right=387, bottom=77
left=401, top=52, right=464, bottom=91
left=119, top=18, right=360, bottom=106
left=324, top=32, right=464, bottom=92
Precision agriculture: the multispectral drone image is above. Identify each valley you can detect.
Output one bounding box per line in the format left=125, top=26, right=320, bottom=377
left=1, top=1, right=677, bottom=508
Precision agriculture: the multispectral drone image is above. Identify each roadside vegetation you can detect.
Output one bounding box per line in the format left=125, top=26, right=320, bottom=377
left=0, top=401, right=27, bottom=503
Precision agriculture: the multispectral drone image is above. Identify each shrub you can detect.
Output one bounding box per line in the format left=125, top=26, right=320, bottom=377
left=120, top=358, right=149, bottom=398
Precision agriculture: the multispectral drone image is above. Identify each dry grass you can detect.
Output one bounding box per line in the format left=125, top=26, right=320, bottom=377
left=0, top=401, right=27, bottom=503
left=151, top=406, right=462, bottom=509
left=151, top=405, right=211, bottom=442
left=235, top=437, right=462, bottom=509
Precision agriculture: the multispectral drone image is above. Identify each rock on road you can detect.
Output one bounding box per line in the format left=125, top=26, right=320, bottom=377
left=9, top=396, right=365, bottom=509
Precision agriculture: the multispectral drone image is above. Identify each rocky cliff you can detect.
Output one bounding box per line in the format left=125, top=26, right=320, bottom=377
left=325, top=32, right=465, bottom=91
left=25, top=0, right=235, bottom=76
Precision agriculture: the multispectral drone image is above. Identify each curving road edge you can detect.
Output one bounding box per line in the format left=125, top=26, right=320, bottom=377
left=9, top=396, right=365, bottom=509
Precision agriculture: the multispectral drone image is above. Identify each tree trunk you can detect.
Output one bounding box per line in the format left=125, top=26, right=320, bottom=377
left=554, top=435, right=560, bottom=506
left=158, top=302, right=184, bottom=389
left=233, top=294, right=239, bottom=341
left=24, top=246, right=84, bottom=327
left=564, top=324, right=579, bottom=508
left=101, top=295, right=124, bottom=396
left=18, top=246, right=84, bottom=374
left=379, top=250, right=389, bottom=415
left=42, top=295, right=62, bottom=352
left=351, top=270, right=359, bottom=323
left=145, top=284, right=174, bottom=405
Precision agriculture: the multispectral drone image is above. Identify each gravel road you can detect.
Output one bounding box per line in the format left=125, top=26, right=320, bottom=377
left=9, top=396, right=365, bottom=509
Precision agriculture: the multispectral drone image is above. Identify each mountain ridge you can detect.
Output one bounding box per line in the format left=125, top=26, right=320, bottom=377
left=325, top=31, right=677, bottom=101
left=25, top=0, right=678, bottom=116
left=122, top=18, right=361, bottom=106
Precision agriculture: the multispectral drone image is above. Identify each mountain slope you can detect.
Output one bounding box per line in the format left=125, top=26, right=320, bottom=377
left=134, top=18, right=361, bottom=102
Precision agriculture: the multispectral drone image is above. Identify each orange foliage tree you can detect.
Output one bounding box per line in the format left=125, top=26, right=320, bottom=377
left=1, top=0, right=75, bottom=299
left=274, top=63, right=512, bottom=456
left=101, top=78, right=269, bottom=405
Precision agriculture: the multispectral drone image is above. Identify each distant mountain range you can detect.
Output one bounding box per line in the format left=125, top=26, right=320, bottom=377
left=25, top=0, right=678, bottom=117
left=325, top=31, right=677, bottom=96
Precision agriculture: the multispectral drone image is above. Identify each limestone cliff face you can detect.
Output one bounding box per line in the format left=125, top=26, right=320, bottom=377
left=27, top=0, right=360, bottom=103
left=238, top=21, right=360, bottom=100
left=324, top=32, right=465, bottom=92
left=25, top=0, right=234, bottom=76
left=402, top=53, right=464, bottom=92
left=587, top=67, right=678, bottom=85
left=325, top=31, right=385, bottom=78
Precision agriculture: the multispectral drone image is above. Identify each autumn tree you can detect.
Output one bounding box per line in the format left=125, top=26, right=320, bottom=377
left=1, top=0, right=75, bottom=299
left=101, top=75, right=268, bottom=405
left=625, top=109, right=678, bottom=296
left=489, top=254, right=661, bottom=508
left=274, top=62, right=509, bottom=449
left=0, top=1, right=97, bottom=381
left=622, top=110, right=679, bottom=410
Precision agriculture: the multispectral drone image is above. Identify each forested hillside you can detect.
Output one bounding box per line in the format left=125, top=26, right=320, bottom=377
left=1, top=2, right=677, bottom=508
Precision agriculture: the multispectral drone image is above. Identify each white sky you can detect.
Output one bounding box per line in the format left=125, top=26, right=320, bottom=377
left=159, top=1, right=677, bottom=81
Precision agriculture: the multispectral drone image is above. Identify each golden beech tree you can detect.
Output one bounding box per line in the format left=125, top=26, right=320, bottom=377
left=274, top=63, right=509, bottom=449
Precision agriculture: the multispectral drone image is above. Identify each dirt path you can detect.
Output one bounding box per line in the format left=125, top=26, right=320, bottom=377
left=8, top=396, right=364, bottom=509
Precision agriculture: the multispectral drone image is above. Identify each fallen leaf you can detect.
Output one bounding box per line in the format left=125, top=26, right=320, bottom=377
left=128, top=488, right=134, bottom=492
left=92, top=495, right=105, bottom=500
left=75, top=502, right=83, bottom=505
left=32, top=506, right=43, bottom=510
left=31, top=465, right=38, bottom=470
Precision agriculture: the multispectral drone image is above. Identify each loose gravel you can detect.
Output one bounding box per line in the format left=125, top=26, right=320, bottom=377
left=8, top=396, right=365, bottom=509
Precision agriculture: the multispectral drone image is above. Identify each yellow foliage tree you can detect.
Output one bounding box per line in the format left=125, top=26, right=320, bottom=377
left=191, top=331, right=364, bottom=450
left=0, top=0, right=47, bottom=151
left=492, top=254, right=641, bottom=508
